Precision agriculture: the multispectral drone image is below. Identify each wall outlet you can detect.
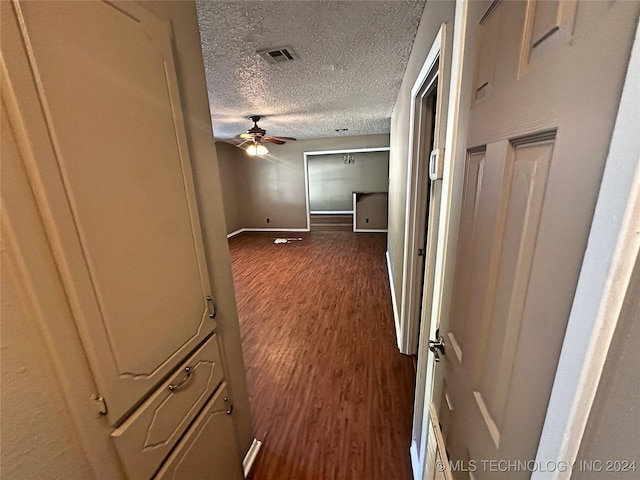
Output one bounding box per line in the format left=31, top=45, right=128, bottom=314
left=366, top=218, right=369, bottom=223
left=266, top=218, right=270, bottom=223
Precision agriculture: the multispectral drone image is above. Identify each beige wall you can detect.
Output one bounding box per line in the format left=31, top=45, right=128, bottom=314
left=221, top=134, right=389, bottom=230
left=572, top=253, right=640, bottom=479
left=1, top=105, right=100, bottom=480
left=216, top=141, right=243, bottom=233
left=387, top=1, right=456, bottom=308
left=1, top=1, right=253, bottom=477
left=355, top=192, right=389, bottom=230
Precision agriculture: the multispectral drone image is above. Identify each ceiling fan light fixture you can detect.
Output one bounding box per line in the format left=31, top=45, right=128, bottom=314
left=237, top=116, right=294, bottom=154
left=246, top=142, right=269, bottom=156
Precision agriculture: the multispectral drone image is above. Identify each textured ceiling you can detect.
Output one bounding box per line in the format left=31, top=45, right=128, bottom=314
left=195, top=0, right=426, bottom=142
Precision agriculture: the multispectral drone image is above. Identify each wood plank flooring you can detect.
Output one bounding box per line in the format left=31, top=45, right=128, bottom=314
left=228, top=231, right=415, bottom=480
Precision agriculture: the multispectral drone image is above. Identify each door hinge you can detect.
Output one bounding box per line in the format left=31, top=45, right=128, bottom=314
left=90, top=393, right=108, bottom=417
left=429, top=148, right=445, bottom=180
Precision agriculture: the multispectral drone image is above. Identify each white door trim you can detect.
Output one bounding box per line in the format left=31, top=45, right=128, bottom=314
left=399, top=25, right=448, bottom=356
left=404, top=22, right=451, bottom=479
left=532, top=17, right=640, bottom=479
left=303, top=147, right=390, bottom=232
left=414, top=2, right=471, bottom=478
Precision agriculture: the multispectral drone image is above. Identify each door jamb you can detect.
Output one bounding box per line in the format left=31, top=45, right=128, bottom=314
left=399, top=25, right=446, bottom=356
left=404, top=23, right=454, bottom=480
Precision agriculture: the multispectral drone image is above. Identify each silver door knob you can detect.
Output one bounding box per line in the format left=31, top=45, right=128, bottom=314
left=428, top=336, right=446, bottom=362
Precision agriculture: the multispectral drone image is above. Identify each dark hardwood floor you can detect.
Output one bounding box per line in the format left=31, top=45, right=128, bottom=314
left=229, top=231, right=415, bottom=480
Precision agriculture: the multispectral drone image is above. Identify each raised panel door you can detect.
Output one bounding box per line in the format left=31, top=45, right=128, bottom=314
left=437, top=1, right=639, bottom=478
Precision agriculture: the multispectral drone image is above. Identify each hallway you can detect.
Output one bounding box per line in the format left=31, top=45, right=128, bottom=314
left=229, top=232, right=415, bottom=480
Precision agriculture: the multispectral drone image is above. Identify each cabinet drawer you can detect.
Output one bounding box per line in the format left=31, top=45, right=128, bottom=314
left=111, top=334, right=224, bottom=480
left=154, top=383, right=243, bottom=480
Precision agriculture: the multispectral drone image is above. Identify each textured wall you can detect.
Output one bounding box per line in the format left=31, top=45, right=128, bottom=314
left=387, top=1, right=456, bottom=314
left=1, top=104, right=97, bottom=480
left=226, top=134, right=389, bottom=229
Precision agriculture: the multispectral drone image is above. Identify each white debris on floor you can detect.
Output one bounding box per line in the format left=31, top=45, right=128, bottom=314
left=274, top=238, right=303, bottom=244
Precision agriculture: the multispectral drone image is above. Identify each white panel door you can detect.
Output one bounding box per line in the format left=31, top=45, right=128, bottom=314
left=2, top=0, right=217, bottom=424
left=436, top=1, right=639, bottom=478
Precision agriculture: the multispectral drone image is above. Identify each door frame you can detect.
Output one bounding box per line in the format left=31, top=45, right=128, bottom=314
left=405, top=23, right=453, bottom=478
left=303, top=146, right=390, bottom=231
left=409, top=8, right=472, bottom=475
left=399, top=24, right=448, bottom=356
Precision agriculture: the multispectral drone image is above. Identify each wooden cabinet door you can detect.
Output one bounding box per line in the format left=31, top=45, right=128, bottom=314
left=2, top=0, right=217, bottom=424
left=111, top=335, right=226, bottom=480
left=154, top=384, right=244, bottom=480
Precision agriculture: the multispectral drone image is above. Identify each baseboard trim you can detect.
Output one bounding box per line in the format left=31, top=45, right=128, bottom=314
left=354, top=228, right=388, bottom=233
left=386, top=250, right=402, bottom=350
left=227, top=229, right=244, bottom=238
left=242, top=228, right=310, bottom=232
left=227, top=228, right=310, bottom=238
left=243, top=438, right=262, bottom=478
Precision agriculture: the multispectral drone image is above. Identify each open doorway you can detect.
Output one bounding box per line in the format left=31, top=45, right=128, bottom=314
left=416, top=86, right=438, bottom=347
left=303, top=147, right=391, bottom=232
left=408, top=70, right=441, bottom=472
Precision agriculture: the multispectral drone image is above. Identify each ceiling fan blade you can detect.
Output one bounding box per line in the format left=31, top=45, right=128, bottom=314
left=263, top=138, right=286, bottom=145
left=235, top=117, right=295, bottom=146
left=267, top=136, right=297, bottom=141
left=233, top=139, right=252, bottom=147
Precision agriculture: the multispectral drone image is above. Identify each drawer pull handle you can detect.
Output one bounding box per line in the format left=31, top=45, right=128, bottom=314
left=224, top=397, right=233, bottom=415
left=168, top=366, right=193, bottom=392
left=206, top=296, right=217, bottom=319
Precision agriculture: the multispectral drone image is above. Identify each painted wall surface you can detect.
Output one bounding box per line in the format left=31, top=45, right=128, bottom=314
left=1, top=104, right=98, bottom=480
left=387, top=1, right=456, bottom=313
left=572, top=254, right=640, bottom=479
left=355, top=192, right=389, bottom=230
left=216, top=141, right=243, bottom=233
left=308, top=151, right=389, bottom=211
left=1, top=1, right=253, bottom=477
left=227, top=134, right=389, bottom=229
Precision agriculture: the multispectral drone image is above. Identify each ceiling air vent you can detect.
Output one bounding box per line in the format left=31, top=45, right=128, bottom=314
left=257, top=46, right=299, bottom=64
